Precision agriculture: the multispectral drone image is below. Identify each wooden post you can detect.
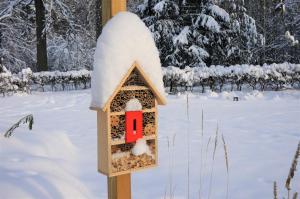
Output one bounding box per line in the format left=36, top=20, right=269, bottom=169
left=108, top=174, right=131, bottom=199
left=101, top=1, right=130, bottom=199
left=102, top=0, right=127, bottom=25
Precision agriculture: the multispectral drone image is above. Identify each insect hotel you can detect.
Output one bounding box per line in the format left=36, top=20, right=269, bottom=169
left=90, top=12, right=166, bottom=178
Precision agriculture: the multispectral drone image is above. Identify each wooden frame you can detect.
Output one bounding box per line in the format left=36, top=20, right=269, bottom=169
left=91, top=61, right=162, bottom=177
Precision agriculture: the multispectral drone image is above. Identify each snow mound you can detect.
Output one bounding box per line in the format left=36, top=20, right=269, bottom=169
left=125, top=98, right=142, bottom=111
left=91, top=12, right=165, bottom=109
left=0, top=132, right=91, bottom=199
left=131, top=138, right=152, bottom=156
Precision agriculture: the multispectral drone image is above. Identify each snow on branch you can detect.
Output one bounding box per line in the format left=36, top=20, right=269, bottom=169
left=285, top=31, right=299, bottom=46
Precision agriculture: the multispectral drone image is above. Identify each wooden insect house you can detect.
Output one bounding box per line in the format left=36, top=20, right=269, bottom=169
left=90, top=12, right=166, bottom=177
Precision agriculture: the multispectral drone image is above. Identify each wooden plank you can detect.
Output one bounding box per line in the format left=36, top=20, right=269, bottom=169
left=120, top=86, right=149, bottom=91
left=97, top=110, right=109, bottom=175
left=111, top=134, right=156, bottom=145
left=108, top=174, right=131, bottom=199
left=107, top=108, right=112, bottom=175
left=110, top=108, right=156, bottom=116
left=154, top=100, right=158, bottom=165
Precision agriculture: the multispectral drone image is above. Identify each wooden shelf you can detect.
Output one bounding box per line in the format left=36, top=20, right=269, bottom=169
left=110, top=108, right=156, bottom=116
left=120, top=86, right=149, bottom=91
left=111, top=134, right=156, bottom=145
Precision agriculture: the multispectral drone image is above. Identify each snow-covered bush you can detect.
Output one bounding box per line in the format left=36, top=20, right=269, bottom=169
left=0, top=65, right=14, bottom=96
left=32, top=69, right=91, bottom=91
left=0, top=65, right=91, bottom=95
left=162, top=63, right=300, bottom=92
left=1, top=63, right=299, bottom=96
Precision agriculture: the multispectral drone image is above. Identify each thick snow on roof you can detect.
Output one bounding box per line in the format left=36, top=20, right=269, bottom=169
left=91, top=12, right=166, bottom=109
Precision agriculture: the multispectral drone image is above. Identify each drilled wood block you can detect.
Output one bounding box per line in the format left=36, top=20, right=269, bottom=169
left=110, top=90, right=155, bottom=112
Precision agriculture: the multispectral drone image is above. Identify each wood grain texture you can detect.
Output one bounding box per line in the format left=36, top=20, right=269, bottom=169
left=102, top=0, right=126, bottom=26
left=108, top=174, right=131, bottom=199
left=97, top=110, right=110, bottom=175
left=111, top=0, right=126, bottom=16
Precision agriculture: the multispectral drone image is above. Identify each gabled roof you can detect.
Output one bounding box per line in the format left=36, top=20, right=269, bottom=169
left=100, top=61, right=166, bottom=111
left=90, top=12, right=166, bottom=110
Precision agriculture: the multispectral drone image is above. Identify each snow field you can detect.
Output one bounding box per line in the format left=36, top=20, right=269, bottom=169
left=0, top=89, right=299, bottom=199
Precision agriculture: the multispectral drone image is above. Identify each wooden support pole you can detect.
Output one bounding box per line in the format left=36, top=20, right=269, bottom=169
left=101, top=1, right=130, bottom=199
left=102, top=0, right=127, bottom=25
left=108, top=174, right=131, bottom=199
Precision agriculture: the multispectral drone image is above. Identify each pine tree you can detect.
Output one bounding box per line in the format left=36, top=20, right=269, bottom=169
left=138, top=0, right=182, bottom=67
left=221, top=0, right=263, bottom=64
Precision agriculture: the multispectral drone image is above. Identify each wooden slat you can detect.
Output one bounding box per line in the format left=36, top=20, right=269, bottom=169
left=111, top=134, right=156, bottom=146
left=120, top=86, right=149, bottom=91
left=97, top=110, right=110, bottom=175
left=110, top=108, right=156, bottom=116
left=154, top=100, right=158, bottom=165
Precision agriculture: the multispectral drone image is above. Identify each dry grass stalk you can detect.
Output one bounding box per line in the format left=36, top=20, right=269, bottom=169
left=293, top=192, right=298, bottom=199
left=222, top=135, right=229, bottom=173
left=164, top=134, right=177, bottom=199
left=285, top=141, right=300, bottom=199
left=222, top=134, right=229, bottom=199
left=208, top=124, right=219, bottom=199
left=212, top=124, right=219, bottom=161
left=205, top=136, right=212, bottom=161
left=199, top=109, right=204, bottom=199
left=201, top=110, right=204, bottom=137
left=204, top=136, right=212, bottom=176
left=273, top=181, right=278, bottom=199
left=186, top=93, right=190, bottom=199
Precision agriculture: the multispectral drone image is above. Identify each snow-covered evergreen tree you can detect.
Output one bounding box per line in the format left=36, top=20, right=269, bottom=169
left=192, top=2, right=234, bottom=66
left=137, top=0, right=182, bottom=67
left=220, top=0, right=264, bottom=64
left=137, top=0, right=248, bottom=68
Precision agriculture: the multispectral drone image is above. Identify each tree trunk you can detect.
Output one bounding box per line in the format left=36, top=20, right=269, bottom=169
left=95, top=0, right=102, bottom=40
left=35, top=0, right=48, bottom=71
left=148, top=0, right=152, bottom=15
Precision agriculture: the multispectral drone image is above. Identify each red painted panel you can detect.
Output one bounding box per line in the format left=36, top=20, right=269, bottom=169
left=125, top=111, right=143, bottom=143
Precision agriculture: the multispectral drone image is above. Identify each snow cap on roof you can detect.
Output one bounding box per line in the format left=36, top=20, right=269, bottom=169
left=91, top=12, right=166, bottom=109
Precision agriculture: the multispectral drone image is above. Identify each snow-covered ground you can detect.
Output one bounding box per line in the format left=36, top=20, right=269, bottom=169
left=0, top=90, right=299, bottom=199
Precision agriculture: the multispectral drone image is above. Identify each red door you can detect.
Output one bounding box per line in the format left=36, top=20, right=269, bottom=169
left=125, top=111, right=143, bottom=143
